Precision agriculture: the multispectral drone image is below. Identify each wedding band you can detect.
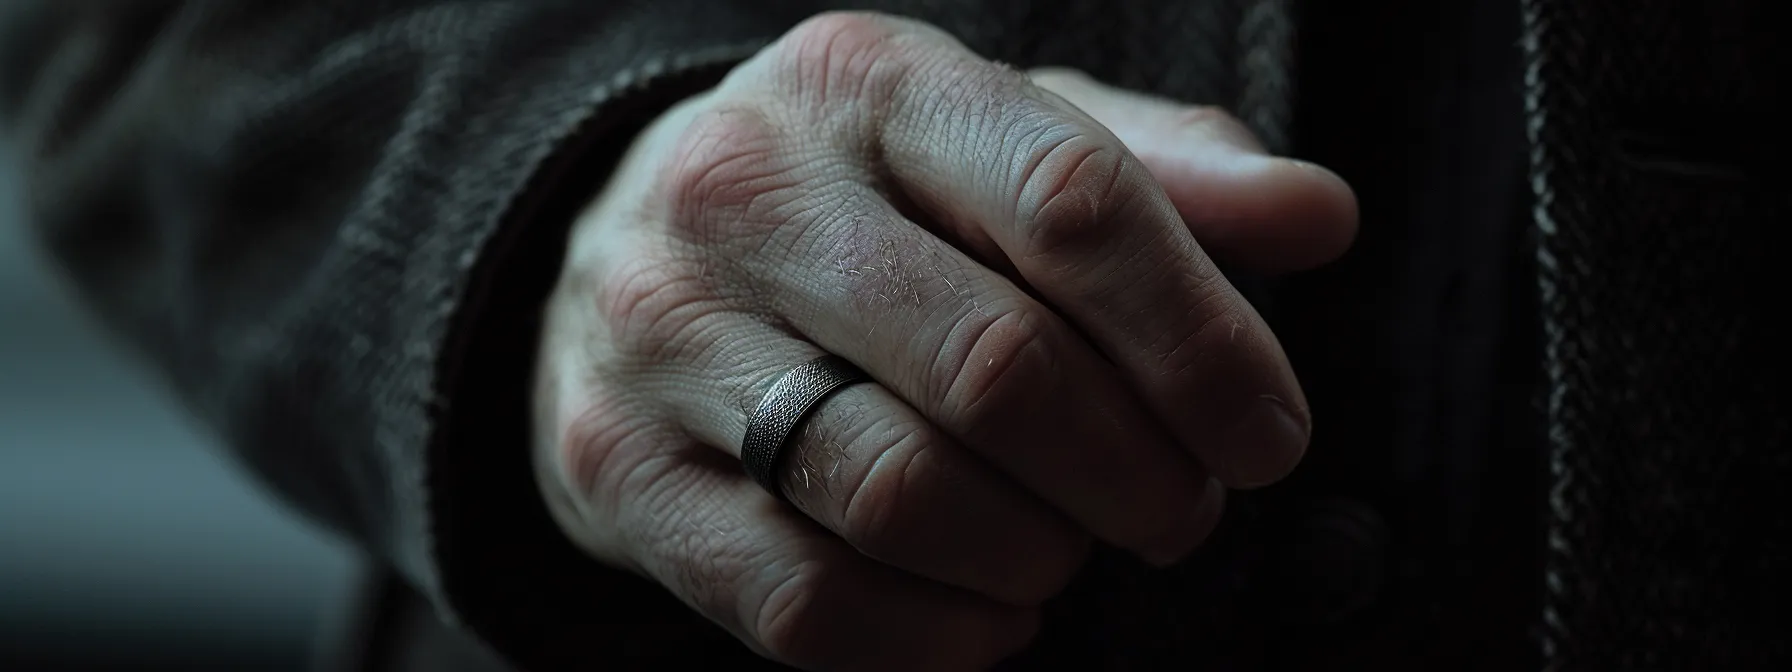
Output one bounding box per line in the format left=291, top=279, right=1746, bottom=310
left=741, top=355, right=871, bottom=497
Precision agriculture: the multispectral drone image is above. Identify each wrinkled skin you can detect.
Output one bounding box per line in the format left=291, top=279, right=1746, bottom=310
left=532, top=12, right=1357, bottom=671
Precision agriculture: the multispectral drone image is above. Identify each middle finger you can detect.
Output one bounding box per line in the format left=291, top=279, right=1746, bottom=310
left=672, top=116, right=1225, bottom=564
left=874, top=19, right=1314, bottom=488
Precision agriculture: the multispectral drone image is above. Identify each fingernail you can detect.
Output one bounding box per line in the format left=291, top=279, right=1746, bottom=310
left=1139, top=477, right=1228, bottom=567
left=1219, top=395, right=1311, bottom=489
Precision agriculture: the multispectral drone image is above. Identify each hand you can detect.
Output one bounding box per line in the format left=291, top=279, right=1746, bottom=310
left=533, top=12, right=1356, bottom=671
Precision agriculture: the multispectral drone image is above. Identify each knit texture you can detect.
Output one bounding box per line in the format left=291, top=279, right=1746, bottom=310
left=1521, top=0, right=1792, bottom=667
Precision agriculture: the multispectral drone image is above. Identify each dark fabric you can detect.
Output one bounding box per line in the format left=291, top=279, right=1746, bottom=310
left=1519, top=0, right=1792, bottom=668
left=1, top=0, right=1785, bottom=669
left=0, top=4, right=791, bottom=669
left=1263, top=0, right=1543, bottom=668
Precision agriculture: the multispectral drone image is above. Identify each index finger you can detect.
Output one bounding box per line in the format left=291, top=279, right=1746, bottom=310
left=872, top=19, right=1311, bottom=487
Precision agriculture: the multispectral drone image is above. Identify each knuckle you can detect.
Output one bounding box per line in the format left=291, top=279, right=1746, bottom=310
left=774, top=11, right=913, bottom=107
left=1159, top=285, right=1248, bottom=378
left=754, top=561, right=836, bottom=665
left=624, top=455, right=751, bottom=607
left=594, top=255, right=728, bottom=367
left=663, top=105, right=799, bottom=238
left=1014, top=132, right=1140, bottom=258
left=937, top=307, right=1055, bottom=425
left=615, top=448, right=710, bottom=523
left=555, top=396, right=665, bottom=500
left=785, top=12, right=904, bottom=56
left=837, top=421, right=937, bottom=557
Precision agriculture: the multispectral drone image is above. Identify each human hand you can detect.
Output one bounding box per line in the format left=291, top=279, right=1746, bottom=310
left=533, top=12, right=1357, bottom=670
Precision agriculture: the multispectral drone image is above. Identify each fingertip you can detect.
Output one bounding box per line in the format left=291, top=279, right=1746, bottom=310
left=1142, top=149, right=1360, bottom=274
left=1139, top=476, right=1229, bottom=567
left=1213, top=394, right=1312, bottom=489
left=1281, top=158, right=1361, bottom=254
left=1250, top=157, right=1359, bottom=272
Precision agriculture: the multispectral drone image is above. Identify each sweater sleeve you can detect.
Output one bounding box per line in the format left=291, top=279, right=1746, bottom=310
left=0, top=1, right=836, bottom=667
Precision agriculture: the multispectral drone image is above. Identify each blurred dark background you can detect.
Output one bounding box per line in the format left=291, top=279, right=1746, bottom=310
left=1, top=146, right=359, bottom=670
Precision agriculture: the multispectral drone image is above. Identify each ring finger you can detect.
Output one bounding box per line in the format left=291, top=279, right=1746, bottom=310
left=715, top=176, right=1227, bottom=565
left=632, top=306, right=1089, bottom=606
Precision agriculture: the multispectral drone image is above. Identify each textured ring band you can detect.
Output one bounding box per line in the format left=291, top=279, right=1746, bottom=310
left=740, top=355, right=871, bottom=498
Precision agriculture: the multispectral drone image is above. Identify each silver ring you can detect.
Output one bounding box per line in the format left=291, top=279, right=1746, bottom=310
left=741, top=355, right=870, bottom=497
